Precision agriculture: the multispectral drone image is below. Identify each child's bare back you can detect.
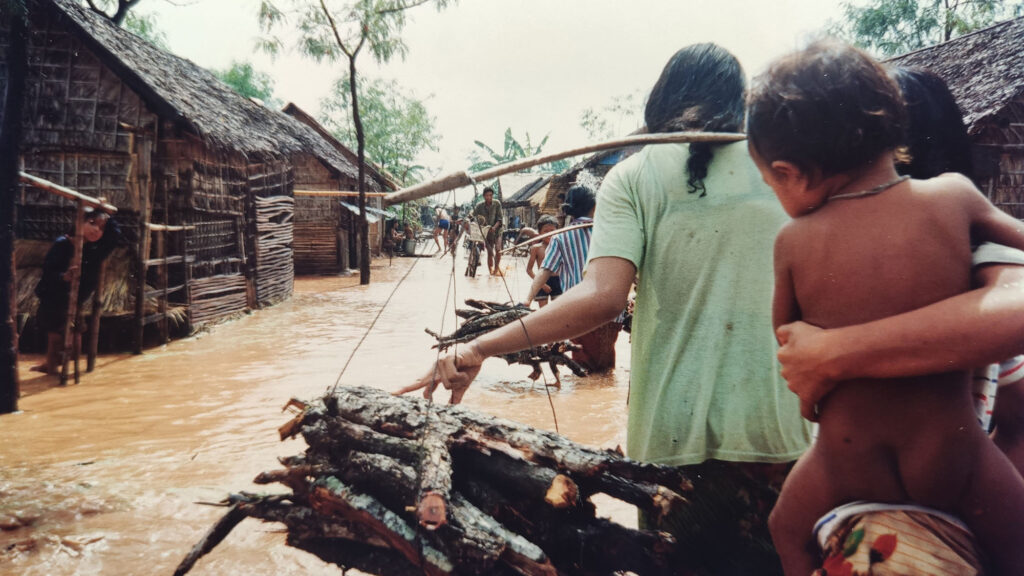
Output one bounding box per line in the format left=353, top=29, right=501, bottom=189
left=775, top=173, right=997, bottom=509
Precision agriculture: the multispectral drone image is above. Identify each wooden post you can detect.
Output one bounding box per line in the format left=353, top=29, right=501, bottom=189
left=86, top=260, right=106, bottom=372
left=0, top=0, right=28, bottom=414
left=156, top=228, right=168, bottom=343
left=132, top=132, right=153, bottom=354
left=59, top=202, right=87, bottom=386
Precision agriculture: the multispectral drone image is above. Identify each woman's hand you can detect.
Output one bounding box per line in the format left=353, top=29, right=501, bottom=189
left=776, top=321, right=837, bottom=421
left=396, top=342, right=486, bottom=404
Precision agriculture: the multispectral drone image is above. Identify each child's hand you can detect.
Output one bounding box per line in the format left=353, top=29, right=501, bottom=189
left=61, top=265, right=79, bottom=282
left=542, top=285, right=552, bottom=294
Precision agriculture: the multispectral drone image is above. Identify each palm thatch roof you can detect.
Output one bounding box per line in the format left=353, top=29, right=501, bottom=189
left=887, top=16, right=1024, bottom=133
left=504, top=175, right=549, bottom=206
left=281, top=102, right=398, bottom=192
left=500, top=173, right=551, bottom=206
left=46, top=0, right=362, bottom=177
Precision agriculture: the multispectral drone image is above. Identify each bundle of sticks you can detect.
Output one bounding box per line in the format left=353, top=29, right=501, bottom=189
left=174, top=386, right=692, bottom=576
left=426, top=299, right=587, bottom=385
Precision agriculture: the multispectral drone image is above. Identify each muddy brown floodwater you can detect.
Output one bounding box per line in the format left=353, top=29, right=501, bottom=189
left=1, top=250, right=633, bottom=575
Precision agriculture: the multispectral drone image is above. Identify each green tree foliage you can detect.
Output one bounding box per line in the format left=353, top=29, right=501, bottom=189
left=257, top=0, right=455, bottom=284
left=321, top=75, right=437, bottom=184
left=213, top=60, right=279, bottom=107
left=123, top=10, right=169, bottom=49
left=831, top=0, right=1024, bottom=57
left=469, top=128, right=570, bottom=175
left=579, top=90, right=643, bottom=142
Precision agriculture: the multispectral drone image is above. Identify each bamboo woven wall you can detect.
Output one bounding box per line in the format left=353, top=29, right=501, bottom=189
left=248, top=160, right=294, bottom=307
left=293, top=155, right=345, bottom=274
left=18, top=13, right=152, bottom=154
left=976, top=97, right=1024, bottom=219
left=157, top=135, right=248, bottom=326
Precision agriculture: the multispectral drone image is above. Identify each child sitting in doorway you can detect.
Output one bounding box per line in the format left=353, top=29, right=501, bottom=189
left=747, top=40, right=1024, bottom=575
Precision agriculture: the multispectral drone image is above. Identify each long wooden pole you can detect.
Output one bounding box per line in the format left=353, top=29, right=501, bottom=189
left=383, top=131, right=746, bottom=206
left=59, top=202, right=87, bottom=386
left=500, top=222, right=594, bottom=254
left=19, top=172, right=118, bottom=214
left=293, top=190, right=390, bottom=197
left=86, top=260, right=106, bottom=372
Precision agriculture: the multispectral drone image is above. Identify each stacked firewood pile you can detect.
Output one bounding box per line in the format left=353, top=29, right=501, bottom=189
left=174, top=386, right=692, bottom=576
left=427, top=299, right=587, bottom=384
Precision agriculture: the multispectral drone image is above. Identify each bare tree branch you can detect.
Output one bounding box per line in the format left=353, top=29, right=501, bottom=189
left=319, top=0, right=353, bottom=59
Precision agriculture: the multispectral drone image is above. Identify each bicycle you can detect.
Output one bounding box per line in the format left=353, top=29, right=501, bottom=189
left=464, top=221, right=488, bottom=277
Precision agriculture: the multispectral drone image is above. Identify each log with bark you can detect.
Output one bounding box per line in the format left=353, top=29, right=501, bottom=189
left=175, top=385, right=692, bottom=575
left=426, top=300, right=588, bottom=385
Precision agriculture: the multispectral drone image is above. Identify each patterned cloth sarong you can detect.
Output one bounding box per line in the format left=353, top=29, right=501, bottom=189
left=813, top=501, right=986, bottom=575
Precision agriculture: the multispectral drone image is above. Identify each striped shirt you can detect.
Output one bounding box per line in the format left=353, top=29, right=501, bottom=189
left=540, top=217, right=592, bottom=291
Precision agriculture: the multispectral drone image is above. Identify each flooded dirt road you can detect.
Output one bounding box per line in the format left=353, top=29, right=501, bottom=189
left=1, top=249, right=632, bottom=575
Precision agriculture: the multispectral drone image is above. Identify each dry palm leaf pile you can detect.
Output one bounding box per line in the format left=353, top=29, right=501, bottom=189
left=174, top=385, right=693, bottom=576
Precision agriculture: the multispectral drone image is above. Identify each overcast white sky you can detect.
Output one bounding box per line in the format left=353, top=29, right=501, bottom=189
left=141, top=0, right=845, bottom=176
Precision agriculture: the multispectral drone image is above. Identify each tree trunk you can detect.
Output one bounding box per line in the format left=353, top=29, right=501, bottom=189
left=0, top=2, right=29, bottom=414
left=349, top=56, right=371, bottom=285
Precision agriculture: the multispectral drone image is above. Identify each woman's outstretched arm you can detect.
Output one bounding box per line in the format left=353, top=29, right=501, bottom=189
left=397, top=256, right=635, bottom=403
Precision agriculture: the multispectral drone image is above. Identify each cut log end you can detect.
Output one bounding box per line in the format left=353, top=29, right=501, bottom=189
left=418, top=491, right=448, bottom=530
left=278, top=413, right=305, bottom=440
left=544, top=474, right=579, bottom=509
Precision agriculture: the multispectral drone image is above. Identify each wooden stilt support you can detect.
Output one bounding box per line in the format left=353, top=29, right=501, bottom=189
left=86, top=260, right=105, bottom=372
left=59, top=202, right=86, bottom=386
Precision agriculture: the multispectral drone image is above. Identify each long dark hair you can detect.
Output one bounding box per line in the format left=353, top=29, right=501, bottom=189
left=890, top=67, right=974, bottom=180
left=644, top=43, right=746, bottom=196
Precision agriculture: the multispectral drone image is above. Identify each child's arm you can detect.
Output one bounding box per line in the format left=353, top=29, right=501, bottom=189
left=772, top=229, right=800, bottom=336
left=947, top=174, right=1024, bottom=251
left=526, top=246, right=539, bottom=278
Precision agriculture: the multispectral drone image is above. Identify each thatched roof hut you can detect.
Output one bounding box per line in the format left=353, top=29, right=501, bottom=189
left=502, top=175, right=550, bottom=229
left=282, top=103, right=396, bottom=274
left=888, top=16, right=1024, bottom=216
left=4, top=0, right=386, bottom=351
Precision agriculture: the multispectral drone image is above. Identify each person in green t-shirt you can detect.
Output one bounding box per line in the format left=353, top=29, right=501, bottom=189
left=402, top=44, right=809, bottom=575
left=472, top=187, right=504, bottom=275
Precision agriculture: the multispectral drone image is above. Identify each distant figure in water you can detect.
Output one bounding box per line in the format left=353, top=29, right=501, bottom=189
left=432, top=206, right=451, bottom=254
left=32, top=207, right=120, bottom=375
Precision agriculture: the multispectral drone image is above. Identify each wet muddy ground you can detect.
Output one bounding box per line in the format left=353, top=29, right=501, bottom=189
left=1, top=248, right=632, bottom=575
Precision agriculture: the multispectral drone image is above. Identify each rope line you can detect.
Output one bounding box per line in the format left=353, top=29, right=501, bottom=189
left=494, top=245, right=560, bottom=434
left=328, top=231, right=422, bottom=396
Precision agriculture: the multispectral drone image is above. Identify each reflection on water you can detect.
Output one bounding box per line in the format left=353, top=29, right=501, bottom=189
left=1, top=253, right=632, bottom=575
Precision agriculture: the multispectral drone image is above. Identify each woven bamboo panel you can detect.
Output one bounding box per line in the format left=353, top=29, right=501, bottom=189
left=19, top=12, right=154, bottom=152
left=294, top=224, right=341, bottom=274
left=188, top=273, right=248, bottom=326
left=254, top=195, right=294, bottom=307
